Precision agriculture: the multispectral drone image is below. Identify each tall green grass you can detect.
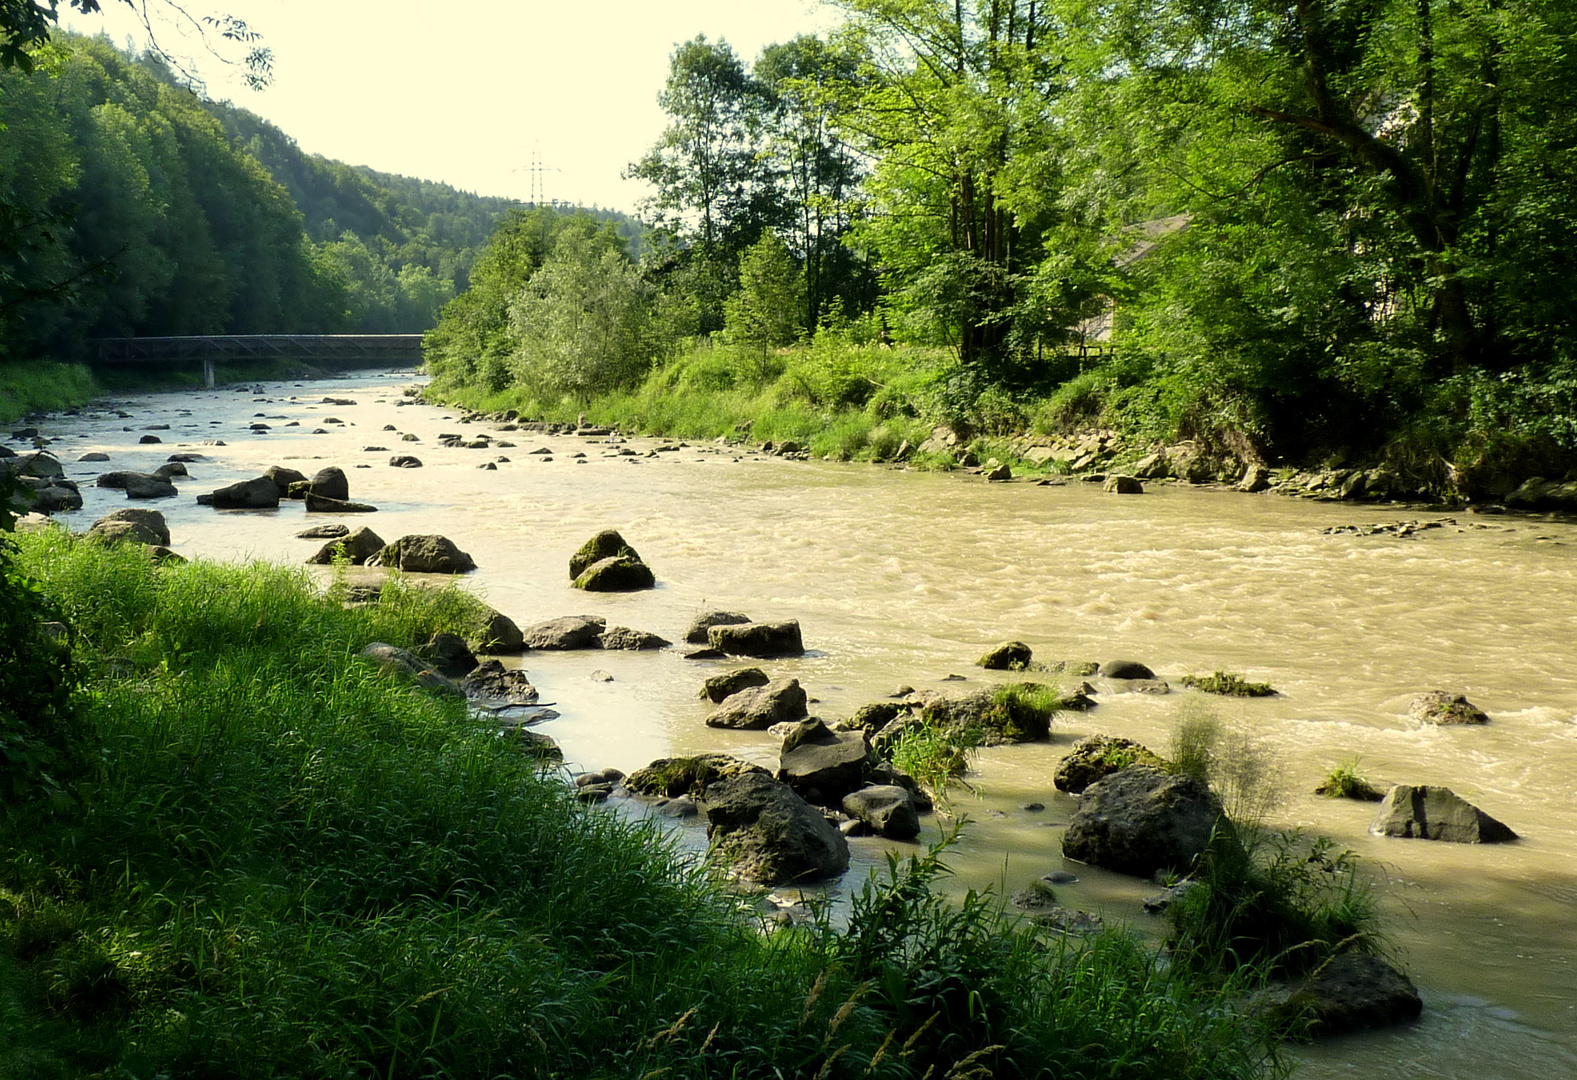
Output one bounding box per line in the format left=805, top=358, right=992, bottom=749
left=1, top=531, right=1282, bottom=1079
left=0, top=363, right=97, bottom=424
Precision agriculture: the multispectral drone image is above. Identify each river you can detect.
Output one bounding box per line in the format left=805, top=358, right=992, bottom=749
left=14, top=370, right=1577, bottom=1078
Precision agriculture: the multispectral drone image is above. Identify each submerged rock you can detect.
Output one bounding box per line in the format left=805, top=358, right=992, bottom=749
left=1099, top=659, right=1156, bottom=680
left=1370, top=784, right=1516, bottom=843
left=1409, top=690, right=1489, bottom=725
left=976, top=640, right=1033, bottom=670
left=305, top=493, right=378, bottom=513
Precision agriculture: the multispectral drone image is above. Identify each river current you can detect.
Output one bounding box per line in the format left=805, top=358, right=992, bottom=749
left=14, top=370, right=1577, bottom=1078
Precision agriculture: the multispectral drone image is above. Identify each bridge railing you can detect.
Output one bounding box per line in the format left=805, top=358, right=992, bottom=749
left=91, top=335, right=426, bottom=387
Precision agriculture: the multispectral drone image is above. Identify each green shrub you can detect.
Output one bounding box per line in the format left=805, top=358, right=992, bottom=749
left=1167, top=830, right=1381, bottom=980
left=0, top=538, right=84, bottom=806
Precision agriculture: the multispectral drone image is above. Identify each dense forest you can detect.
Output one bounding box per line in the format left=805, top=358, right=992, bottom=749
left=0, top=34, right=641, bottom=360
left=426, top=0, right=1577, bottom=492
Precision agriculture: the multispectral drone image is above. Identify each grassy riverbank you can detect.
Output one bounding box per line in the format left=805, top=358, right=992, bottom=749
left=0, top=529, right=1283, bottom=1079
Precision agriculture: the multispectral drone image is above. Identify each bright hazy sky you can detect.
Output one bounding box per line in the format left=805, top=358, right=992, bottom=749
left=65, top=0, right=840, bottom=213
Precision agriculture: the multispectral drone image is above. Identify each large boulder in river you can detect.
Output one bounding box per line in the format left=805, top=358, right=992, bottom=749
left=1103, top=474, right=1144, bottom=494
left=843, top=785, right=921, bottom=840
left=309, top=466, right=350, bottom=502
left=708, top=619, right=804, bottom=658
left=573, top=555, right=655, bottom=591
left=208, top=476, right=281, bottom=510
left=686, top=610, right=751, bottom=644
left=1061, top=766, right=1224, bottom=878
left=705, top=677, right=808, bottom=730
left=777, top=719, right=871, bottom=804
left=625, top=753, right=768, bottom=798
left=265, top=465, right=308, bottom=495
left=700, top=667, right=771, bottom=703
left=89, top=508, right=169, bottom=547
left=1370, top=784, right=1516, bottom=843
left=306, top=525, right=385, bottom=565
left=1409, top=690, right=1489, bottom=725
left=976, top=640, right=1033, bottom=670
left=703, top=772, right=850, bottom=885
left=521, top=615, right=605, bottom=650
left=569, top=529, right=642, bottom=578
left=1054, top=734, right=1168, bottom=794
left=124, top=473, right=178, bottom=500
left=1259, top=952, right=1423, bottom=1037
left=373, top=534, right=475, bottom=573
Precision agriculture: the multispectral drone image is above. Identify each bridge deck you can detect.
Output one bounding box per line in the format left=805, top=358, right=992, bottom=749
left=93, top=335, right=425, bottom=365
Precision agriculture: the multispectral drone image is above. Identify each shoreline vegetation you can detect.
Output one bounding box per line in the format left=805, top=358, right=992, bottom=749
left=0, top=524, right=1304, bottom=1079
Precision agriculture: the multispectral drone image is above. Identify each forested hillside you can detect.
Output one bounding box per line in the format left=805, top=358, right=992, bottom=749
left=427, top=1, right=1577, bottom=494
left=0, top=34, right=644, bottom=359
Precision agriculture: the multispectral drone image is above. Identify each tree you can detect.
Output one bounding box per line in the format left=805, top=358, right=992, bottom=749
left=755, top=35, right=874, bottom=332
left=507, top=231, right=656, bottom=402
left=827, top=0, right=1092, bottom=379
left=722, top=231, right=806, bottom=350
left=628, top=36, right=781, bottom=332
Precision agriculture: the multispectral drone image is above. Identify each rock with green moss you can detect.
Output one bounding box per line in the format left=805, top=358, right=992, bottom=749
left=573, top=554, right=655, bottom=591
left=569, top=529, right=642, bottom=578
left=977, top=640, right=1033, bottom=670
left=1408, top=690, right=1487, bottom=725
left=1054, top=735, right=1167, bottom=794
left=625, top=753, right=769, bottom=798
left=918, top=681, right=1061, bottom=744
left=1180, top=671, right=1277, bottom=697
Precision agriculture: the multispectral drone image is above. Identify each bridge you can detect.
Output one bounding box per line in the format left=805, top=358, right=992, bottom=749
left=92, top=335, right=426, bottom=388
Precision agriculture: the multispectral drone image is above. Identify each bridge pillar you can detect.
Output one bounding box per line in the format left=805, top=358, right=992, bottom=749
left=203, top=357, right=215, bottom=389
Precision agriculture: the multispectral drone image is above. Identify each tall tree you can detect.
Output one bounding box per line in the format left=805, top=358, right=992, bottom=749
left=628, top=35, right=780, bottom=332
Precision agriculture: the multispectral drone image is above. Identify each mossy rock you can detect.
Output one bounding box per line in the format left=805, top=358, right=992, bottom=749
left=920, top=682, right=1061, bottom=745
left=1180, top=671, right=1277, bottom=697
left=624, top=754, right=769, bottom=799
left=1054, top=734, right=1168, bottom=793
left=573, top=555, right=655, bottom=591
left=976, top=640, right=1033, bottom=670
left=569, top=529, right=641, bottom=579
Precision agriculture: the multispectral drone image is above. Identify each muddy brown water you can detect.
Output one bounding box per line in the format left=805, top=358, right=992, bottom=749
left=14, top=371, right=1577, bottom=1077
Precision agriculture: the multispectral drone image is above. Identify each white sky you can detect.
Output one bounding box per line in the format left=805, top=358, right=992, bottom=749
left=64, top=0, right=841, bottom=213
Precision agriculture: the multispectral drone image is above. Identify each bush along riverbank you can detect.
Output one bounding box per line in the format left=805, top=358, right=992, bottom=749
left=0, top=527, right=1300, bottom=1079
left=422, top=337, right=1577, bottom=512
